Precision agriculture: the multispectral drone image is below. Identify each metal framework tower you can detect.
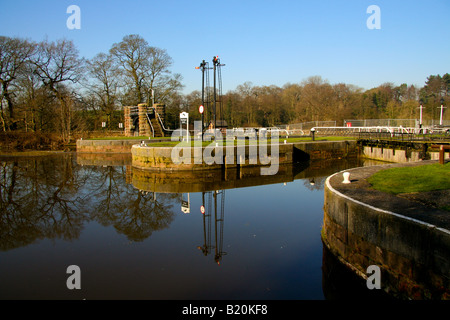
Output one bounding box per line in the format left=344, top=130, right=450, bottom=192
left=196, top=60, right=211, bottom=133
left=196, top=56, right=225, bottom=133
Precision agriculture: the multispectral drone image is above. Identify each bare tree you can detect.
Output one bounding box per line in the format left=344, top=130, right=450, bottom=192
left=110, top=34, right=152, bottom=105
left=85, top=52, right=120, bottom=126
left=109, top=34, right=182, bottom=106
left=32, top=38, right=84, bottom=142
left=0, top=36, right=36, bottom=131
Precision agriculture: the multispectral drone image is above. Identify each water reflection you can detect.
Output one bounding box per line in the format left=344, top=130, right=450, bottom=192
left=196, top=190, right=226, bottom=265
left=0, top=154, right=86, bottom=250
left=0, top=154, right=178, bottom=247
left=0, top=152, right=383, bottom=299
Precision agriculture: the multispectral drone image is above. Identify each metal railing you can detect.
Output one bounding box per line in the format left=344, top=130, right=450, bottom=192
left=157, top=112, right=173, bottom=133
left=311, top=126, right=450, bottom=142
left=146, top=113, right=155, bottom=138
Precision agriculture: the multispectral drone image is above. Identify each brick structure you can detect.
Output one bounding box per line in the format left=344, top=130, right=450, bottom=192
left=123, top=103, right=166, bottom=137
left=155, top=103, right=165, bottom=125
left=124, top=106, right=133, bottom=136
left=138, top=103, right=151, bottom=136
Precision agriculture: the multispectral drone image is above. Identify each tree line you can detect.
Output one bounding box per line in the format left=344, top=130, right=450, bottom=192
left=1, top=33, right=449, bottom=143
left=180, top=74, right=449, bottom=129
left=0, top=34, right=182, bottom=142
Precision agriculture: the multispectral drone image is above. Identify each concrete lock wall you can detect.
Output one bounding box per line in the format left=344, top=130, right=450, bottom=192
left=76, top=139, right=151, bottom=153
left=131, top=143, right=293, bottom=171
left=362, top=146, right=447, bottom=163
left=293, top=140, right=357, bottom=161
left=130, top=141, right=358, bottom=171
left=322, top=172, right=450, bottom=299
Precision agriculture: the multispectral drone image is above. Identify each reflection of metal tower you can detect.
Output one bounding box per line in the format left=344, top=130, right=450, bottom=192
left=198, top=190, right=226, bottom=265
left=198, top=191, right=212, bottom=257
left=214, top=190, right=226, bottom=265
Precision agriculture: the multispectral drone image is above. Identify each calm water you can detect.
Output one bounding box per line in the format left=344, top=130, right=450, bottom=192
left=0, top=153, right=382, bottom=300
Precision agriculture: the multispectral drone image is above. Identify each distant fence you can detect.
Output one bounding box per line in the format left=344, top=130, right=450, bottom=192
left=343, top=119, right=450, bottom=127
left=312, top=126, right=450, bottom=142
left=276, top=121, right=337, bottom=135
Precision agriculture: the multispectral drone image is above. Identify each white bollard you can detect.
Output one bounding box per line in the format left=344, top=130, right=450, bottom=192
left=342, top=172, right=351, bottom=184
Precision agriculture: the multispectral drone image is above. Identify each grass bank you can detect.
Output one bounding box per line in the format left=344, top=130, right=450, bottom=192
left=368, top=162, right=450, bottom=194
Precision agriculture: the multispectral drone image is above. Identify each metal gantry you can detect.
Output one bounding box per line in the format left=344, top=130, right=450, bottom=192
left=196, top=56, right=225, bottom=134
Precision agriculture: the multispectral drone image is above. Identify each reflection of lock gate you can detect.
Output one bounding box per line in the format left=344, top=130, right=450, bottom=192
left=197, top=190, right=226, bottom=265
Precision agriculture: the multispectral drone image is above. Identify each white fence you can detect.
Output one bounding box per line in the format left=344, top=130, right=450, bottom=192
left=343, top=119, right=450, bottom=128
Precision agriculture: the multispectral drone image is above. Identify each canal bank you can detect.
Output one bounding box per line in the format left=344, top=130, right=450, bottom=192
left=322, top=160, right=450, bottom=299
left=359, top=139, right=450, bottom=163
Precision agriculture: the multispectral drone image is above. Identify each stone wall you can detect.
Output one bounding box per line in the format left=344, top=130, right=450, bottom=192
left=138, top=103, right=151, bottom=136
left=293, top=140, right=358, bottom=161
left=131, top=143, right=293, bottom=171
left=362, top=146, right=447, bottom=163
left=322, top=170, right=450, bottom=299
left=76, top=139, right=151, bottom=153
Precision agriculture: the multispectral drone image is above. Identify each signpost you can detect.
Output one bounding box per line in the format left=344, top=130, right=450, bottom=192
left=199, top=105, right=204, bottom=141
left=180, top=112, right=189, bottom=141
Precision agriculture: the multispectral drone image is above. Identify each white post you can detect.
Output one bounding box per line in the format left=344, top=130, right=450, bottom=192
left=439, top=104, right=446, bottom=126
left=419, top=104, right=423, bottom=127
left=180, top=112, right=189, bottom=142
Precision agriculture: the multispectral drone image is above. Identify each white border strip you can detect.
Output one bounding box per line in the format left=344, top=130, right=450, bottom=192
left=325, top=167, right=450, bottom=236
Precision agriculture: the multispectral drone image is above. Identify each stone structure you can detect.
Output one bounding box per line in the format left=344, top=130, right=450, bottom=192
left=123, top=103, right=166, bottom=137
left=130, top=141, right=359, bottom=171
left=323, top=163, right=450, bottom=299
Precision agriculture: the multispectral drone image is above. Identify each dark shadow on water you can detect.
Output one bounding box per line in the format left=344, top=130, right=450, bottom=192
left=321, top=242, right=396, bottom=300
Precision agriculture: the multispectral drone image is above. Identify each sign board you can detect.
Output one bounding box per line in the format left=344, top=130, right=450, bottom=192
left=199, top=105, right=204, bottom=114
left=200, top=205, right=205, bottom=214
left=180, top=112, right=189, bottom=119
left=179, top=112, right=189, bottom=141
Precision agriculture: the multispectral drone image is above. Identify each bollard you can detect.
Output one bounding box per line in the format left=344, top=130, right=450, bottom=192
left=342, top=172, right=351, bottom=184
left=440, top=145, right=444, bottom=165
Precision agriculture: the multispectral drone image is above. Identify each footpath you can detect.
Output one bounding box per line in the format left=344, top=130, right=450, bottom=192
left=328, top=159, right=450, bottom=231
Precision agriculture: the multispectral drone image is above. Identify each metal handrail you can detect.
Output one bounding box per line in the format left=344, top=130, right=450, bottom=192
left=156, top=112, right=174, bottom=132
left=146, top=113, right=155, bottom=138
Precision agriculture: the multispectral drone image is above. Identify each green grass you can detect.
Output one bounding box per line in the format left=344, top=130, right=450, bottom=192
left=367, top=162, right=450, bottom=194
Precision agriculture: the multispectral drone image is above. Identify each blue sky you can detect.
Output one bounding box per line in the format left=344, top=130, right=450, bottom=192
left=1, top=0, right=449, bottom=94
